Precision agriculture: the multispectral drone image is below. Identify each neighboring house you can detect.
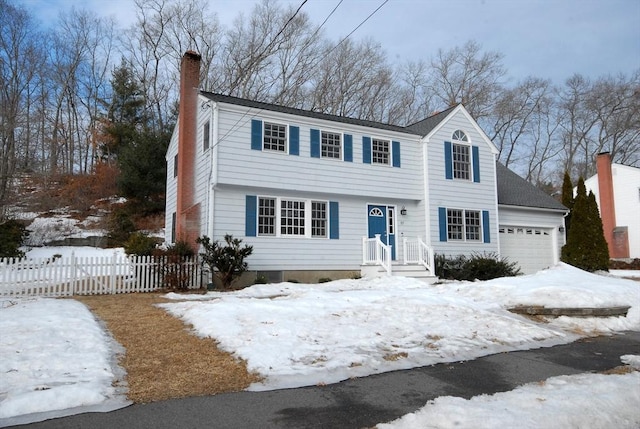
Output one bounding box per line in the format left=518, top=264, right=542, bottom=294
left=166, top=51, right=566, bottom=282
left=582, top=153, right=640, bottom=259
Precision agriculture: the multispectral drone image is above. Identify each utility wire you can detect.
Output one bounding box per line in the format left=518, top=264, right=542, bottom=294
left=210, top=0, right=389, bottom=151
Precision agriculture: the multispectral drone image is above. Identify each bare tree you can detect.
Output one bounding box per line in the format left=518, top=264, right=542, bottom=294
left=0, top=0, right=44, bottom=216
left=429, top=40, right=506, bottom=120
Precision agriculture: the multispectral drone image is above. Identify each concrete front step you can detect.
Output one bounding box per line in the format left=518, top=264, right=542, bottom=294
left=361, top=264, right=438, bottom=284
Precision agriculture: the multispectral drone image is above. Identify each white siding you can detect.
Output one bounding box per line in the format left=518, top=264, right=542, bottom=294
left=211, top=188, right=425, bottom=271
left=425, top=109, right=499, bottom=256
left=214, top=104, right=423, bottom=201
left=164, top=125, right=179, bottom=243
left=584, top=164, right=640, bottom=258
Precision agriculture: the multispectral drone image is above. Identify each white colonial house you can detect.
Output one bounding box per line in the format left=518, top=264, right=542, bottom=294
left=165, top=51, right=567, bottom=283
left=583, top=153, right=640, bottom=259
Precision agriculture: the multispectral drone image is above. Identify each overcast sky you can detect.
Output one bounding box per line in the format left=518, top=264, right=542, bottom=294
left=19, top=0, right=640, bottom=85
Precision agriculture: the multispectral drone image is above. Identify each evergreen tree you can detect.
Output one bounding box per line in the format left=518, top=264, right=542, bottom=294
left=561, top=177, right=609, bottom=271
left=561, top=171, right=574, bottom=239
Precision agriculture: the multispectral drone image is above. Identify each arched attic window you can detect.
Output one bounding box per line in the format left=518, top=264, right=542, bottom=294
left=452, top=130, right=468, bottom=142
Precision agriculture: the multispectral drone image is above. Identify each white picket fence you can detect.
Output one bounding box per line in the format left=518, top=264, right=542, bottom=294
left=0, top=253, right=202, bottom=297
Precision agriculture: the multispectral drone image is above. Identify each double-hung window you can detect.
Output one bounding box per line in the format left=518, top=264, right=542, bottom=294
left=203, top=121, right=210, bottom=151
left=321, top=131, right=341, bottom=159
left=372, top=138, right=390, bottom=165
left=452, top=143, right=470, bottom=180
left=256, top=197, right=328, bottom=238
left=447, top=208, right=481, bottom=241
left=263, top=122, right=287, bottom=152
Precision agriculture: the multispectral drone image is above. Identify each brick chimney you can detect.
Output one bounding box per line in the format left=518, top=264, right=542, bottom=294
left=596, top=152, right=617, bottom=257
left=176, top=51, right=202, bottom=249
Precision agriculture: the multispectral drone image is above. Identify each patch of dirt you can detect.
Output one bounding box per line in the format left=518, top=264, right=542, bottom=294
left=74, top=293, right=261, bottom=403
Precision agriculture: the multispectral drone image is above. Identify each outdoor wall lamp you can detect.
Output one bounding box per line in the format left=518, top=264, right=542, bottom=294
left=400, top=206, right=407, bottom=216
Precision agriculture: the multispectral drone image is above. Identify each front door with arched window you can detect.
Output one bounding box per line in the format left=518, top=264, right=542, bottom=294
left=367, top=204, right=396, bottom=260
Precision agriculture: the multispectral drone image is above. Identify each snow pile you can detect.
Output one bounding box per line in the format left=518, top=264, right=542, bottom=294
left=0, top=298, right=130, bottom=426
left=160, top=265, right=640, bottom=391
left=378, top=370, right=640, bottom=429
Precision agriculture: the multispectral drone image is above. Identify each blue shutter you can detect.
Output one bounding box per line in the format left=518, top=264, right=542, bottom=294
left=438, top=207, right=448, bottom=242
left=472, top=146, right=480, bottom=182
left=363, top=136, right=371, bottom=164
left=344, top=134, right=353, bottom=162
left=444, top=141, right=453, bottom=179
left=329, top=201, right=339, bottom=239
left=245, top=195, right=257, bottom=237
left=482, top=210, right=490, bottom=243
left=310, top=129, right=320, bottom=158
left=392, top=141, right=401, bottom=167
left=289, top=126, right=299, bottom=155
left=251, top=120, right=262, bottom=151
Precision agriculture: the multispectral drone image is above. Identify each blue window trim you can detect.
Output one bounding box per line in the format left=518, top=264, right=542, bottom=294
left=472, top=146, right=480, bottom=182
left=444, top=141, right=453, bottom=179
left=289, top=126, right=300, bottom=156
left=344, top=134, right=353, bottom=162
left=329, top=201, right=339, bottom=239
left=310, top=129, right=320, bottom=158
left=482, top=210, right=490, bottom=243
left=392, top=141, right=401, bottom=167
left=438, top=207, right=447, bottom=242
left=251, top=119, right=262, bottom=151
left=363, top=136, right=372, bottom=164
left=245, top=195, right=257, bottom=237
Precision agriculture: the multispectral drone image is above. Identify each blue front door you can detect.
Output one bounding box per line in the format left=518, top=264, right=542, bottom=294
left=367, top=205, right=396, bottom=260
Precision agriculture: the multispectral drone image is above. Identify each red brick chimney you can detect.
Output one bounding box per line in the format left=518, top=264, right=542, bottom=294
left=176, top=51, right=202, bottom=249
left=596, top=152, right=617, bottom=257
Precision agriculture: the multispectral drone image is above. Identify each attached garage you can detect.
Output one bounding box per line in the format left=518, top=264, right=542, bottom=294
left=496, top=163, right=568, bottom=275
left=499, top=226, right=555, bottom=274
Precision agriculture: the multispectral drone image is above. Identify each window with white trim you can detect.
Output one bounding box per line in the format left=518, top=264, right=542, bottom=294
left=281, top=200, right=305, bottom=236
left=311, top=201, right=327, bottom=238
left=447, top=208, right=481, bottom=241
left=321, top=131, right=341, bottom=159
left=452, top=143, right=470, bottom=180
left=257, top=197, right=328, bottom=238
left=258, top=197, right=276, bottom=236
left=372, top=138, right=390, bottom=164
left=263, top=122, right=287, bottom=152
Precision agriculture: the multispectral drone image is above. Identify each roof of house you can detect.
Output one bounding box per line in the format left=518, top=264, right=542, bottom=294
left=496, top=162, right=567, bottom=211
left=201, top=91, right=418, bottom=135
left=404, top=105, right=458, bottom=136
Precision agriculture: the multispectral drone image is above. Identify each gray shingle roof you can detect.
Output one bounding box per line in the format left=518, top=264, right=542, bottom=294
left=201, top=92, right=417, bottom=135
left=496, top=162, right=567, bottom=211
left=404, top=105, right=458, bottom=136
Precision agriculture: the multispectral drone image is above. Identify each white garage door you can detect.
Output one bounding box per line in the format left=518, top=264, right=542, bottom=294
left=499, top=226, right=554, bottom=274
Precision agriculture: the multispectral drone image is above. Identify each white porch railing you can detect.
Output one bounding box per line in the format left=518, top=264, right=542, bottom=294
left=362, top=234, right=392, bottom=275
left=403, top=237, right=435, bottom=276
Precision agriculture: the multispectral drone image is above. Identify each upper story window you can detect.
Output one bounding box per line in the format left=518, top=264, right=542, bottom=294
left=203, top=121, right=210, bottom=151
left=452, top=129, right=468, bottom=142
left=263, top=122, right=287, bottom=152
left=372, top=138, right=390, bottom=165
left=173, top=154, right=178, bottom=178
left=452, top=143, right=470, bottom=180
left=321, top=131, right=342, bottom=159
left=452, top=130, right=470, bottom=180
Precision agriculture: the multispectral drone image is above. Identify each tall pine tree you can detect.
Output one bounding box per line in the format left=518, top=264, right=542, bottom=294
left=561, top=171, right=574, bottom=239
left=561, top=177, right=609, bottom=271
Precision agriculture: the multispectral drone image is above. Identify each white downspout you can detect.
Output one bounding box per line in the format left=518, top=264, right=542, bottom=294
left=207, top=103, right=219, bottom=239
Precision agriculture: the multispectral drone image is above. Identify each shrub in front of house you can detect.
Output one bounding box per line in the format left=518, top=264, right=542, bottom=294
left=197, top=234, right=253, bottom=291
left=435, top=252, right=521, bottom=281
left=154, top=240, right=196, bottom=291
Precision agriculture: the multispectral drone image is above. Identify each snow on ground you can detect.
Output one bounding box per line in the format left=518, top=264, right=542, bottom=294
left=377, top=370, right=640, bottom=429
left=1, top=247, right=639, bottom=426
left=0, top=297, right=130, bottom=427
left=160, top=263, right=639, bottom=391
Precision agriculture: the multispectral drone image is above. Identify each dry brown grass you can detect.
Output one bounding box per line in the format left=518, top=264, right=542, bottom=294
left=74, top=293, right=261, bottom=403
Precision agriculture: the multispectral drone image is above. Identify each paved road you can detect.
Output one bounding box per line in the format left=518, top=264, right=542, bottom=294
left=13, top=331, right=640, bottom=429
